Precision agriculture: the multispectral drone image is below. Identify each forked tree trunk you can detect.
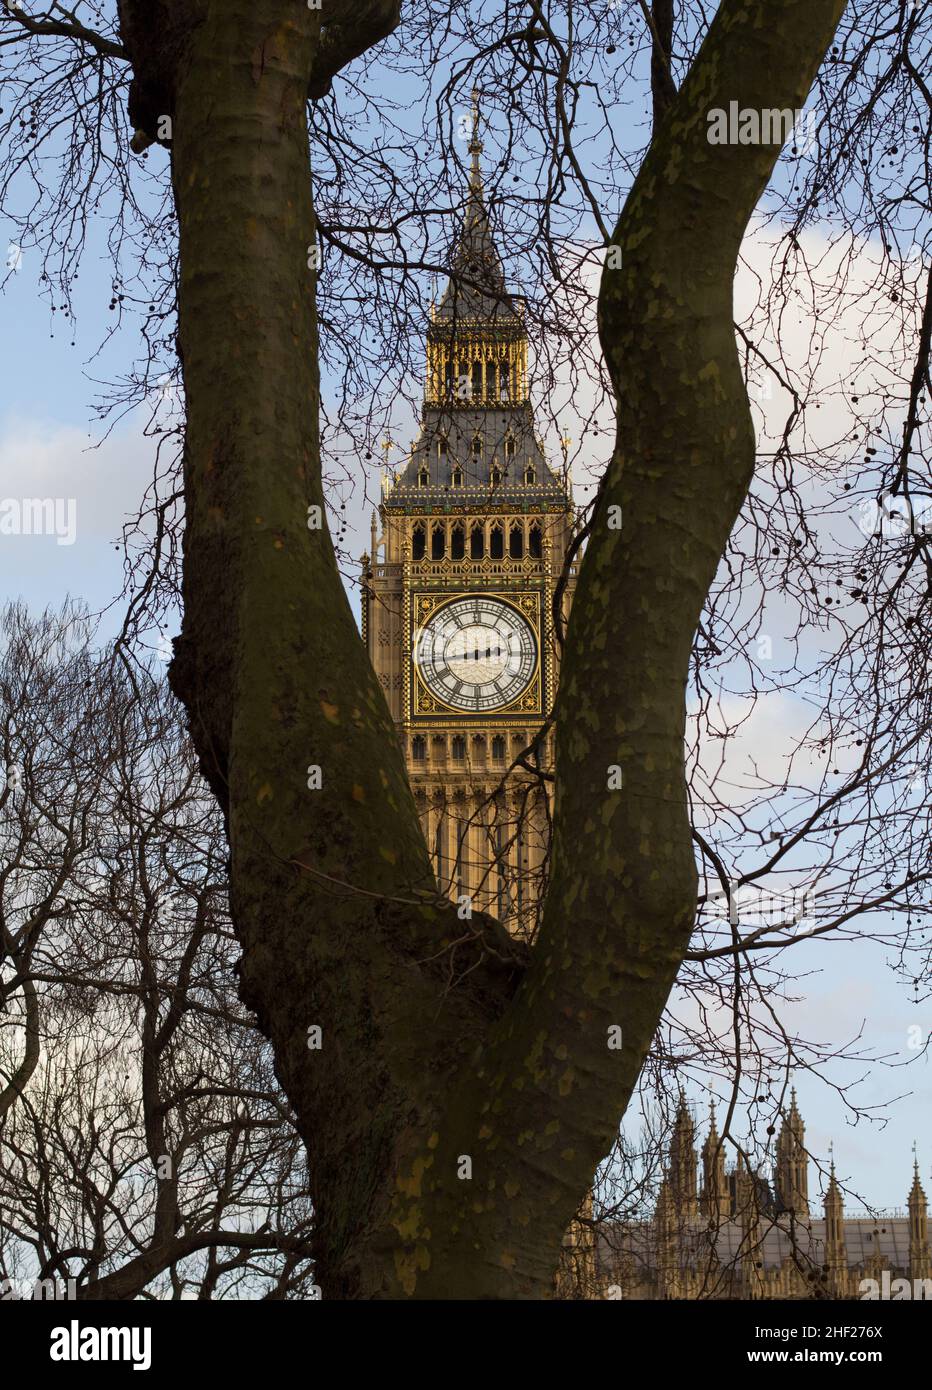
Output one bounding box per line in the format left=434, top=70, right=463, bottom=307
left=116, top=0, right=847, bottom=1297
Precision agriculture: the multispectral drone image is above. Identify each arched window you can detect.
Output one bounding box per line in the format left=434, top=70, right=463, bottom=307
left=491, top=735, right=506, bottom=762
left=523, top=464, right=536, bottom=485
left=412, top=735, right=426, bottom=762
left=529, top=523, right=542, bottom=558
left=431, top=524, right=445, bottom=560
left=451, top=523, right=465, bottom=560
left=499, top=362, right=511, bottom=399
left=451, top=735, right=466, bottom=762
left=470, top=523, right=484, bottom=559
left=412, top=522, right=426, bottom=561
left=418, top=467, right=429, bottom=487
left=509, top=524, right=524, bottom=559
left=504, top=437, right=516, bottom=459
left=472, top=435, right=483, bottom=457
left=490, top=464, right=502, bottom=486
left=451, top=466, right=463, bottom=487
left=490, top=524, right=504, bottom=560
left=437, top=436, right=448, bottom=458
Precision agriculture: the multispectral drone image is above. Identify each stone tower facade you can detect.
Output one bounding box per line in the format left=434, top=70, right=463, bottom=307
left=361, top=103, right=576, bottom=938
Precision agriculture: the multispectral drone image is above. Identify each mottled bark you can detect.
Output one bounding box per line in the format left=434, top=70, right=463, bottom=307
left=117, top=0, right=845, bottom=1298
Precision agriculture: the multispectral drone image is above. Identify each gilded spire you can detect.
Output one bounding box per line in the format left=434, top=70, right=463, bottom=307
left=403, top=97, right=565, bottom=503
left=468, top=86, right=483, bottom=193
left=429, top=93, right=513, bottom=328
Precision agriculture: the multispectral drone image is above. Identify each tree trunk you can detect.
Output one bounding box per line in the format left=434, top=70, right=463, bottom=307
left=118, top=0, right=847, bottom=1297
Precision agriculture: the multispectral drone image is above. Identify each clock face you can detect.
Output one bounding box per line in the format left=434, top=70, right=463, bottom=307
left=415, top=596, right=537, bottom=713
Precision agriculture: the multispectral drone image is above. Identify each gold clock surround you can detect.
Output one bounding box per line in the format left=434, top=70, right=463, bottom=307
left=408, top=590, right=544, bottom=722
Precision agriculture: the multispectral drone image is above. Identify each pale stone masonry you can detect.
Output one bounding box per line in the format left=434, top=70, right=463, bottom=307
left=597, top=1092, right=932, bottom=1300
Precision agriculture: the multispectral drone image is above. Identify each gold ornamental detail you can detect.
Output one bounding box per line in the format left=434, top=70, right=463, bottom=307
left=410, top=590, right=543, bottom=721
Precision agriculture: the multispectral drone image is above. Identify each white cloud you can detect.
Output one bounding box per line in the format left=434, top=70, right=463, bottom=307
left=0, top=414, right=153, bottom=619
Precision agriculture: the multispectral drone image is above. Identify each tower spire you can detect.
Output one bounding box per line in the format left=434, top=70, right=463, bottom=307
left=468, top=85, right=483, bottom=193
left=668, top=1092, right=698, bottom=1219
left=823, top=1157, right=846, bottom=1291
left=700, top=1098, right=727, bottom=1224
left=907, top=1148, right=930, bottom=1281
left=775, top=1084, right=809, bottom=1218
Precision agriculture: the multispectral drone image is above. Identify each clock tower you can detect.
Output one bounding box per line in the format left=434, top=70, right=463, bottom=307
left=360, top=108, right=576, bottom=939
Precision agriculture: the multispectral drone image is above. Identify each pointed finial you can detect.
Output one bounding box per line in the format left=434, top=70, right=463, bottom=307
left=468, top=86, right=483, bottom=191
left=909, top=1158, right=927, bottom=1206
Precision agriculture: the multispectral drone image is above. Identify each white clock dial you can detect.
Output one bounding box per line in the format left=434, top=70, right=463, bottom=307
left=415, top=597, right=537, bottom=712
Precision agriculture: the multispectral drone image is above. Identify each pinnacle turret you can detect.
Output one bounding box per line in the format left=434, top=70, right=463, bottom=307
left=907, top=1152, right=931, bottom=1281
left=700, top=1100, right=728, bottom=1223
left=908, top=1155, right=927, bottom=1207
left=775, top=1087, right=809, bottom=1217
left=668, top=1093, right=699, bottom=1219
